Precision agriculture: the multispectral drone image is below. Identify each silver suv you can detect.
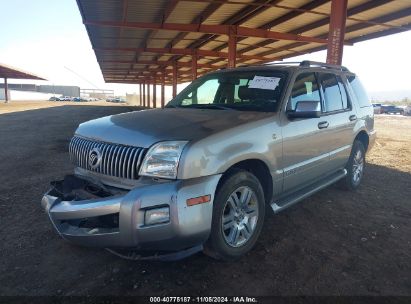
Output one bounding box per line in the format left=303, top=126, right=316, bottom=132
left=41, top=61, right=376, bottom=261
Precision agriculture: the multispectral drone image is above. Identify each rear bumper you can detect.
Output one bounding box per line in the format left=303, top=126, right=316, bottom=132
left=41, top=174, right=221, bottom=252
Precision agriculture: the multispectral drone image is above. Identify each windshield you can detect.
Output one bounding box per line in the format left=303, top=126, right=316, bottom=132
left=166, top=70, right=288, bottom=112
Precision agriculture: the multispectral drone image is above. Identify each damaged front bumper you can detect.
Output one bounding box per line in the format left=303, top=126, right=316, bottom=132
left=41, top=174, right=221, bottom=259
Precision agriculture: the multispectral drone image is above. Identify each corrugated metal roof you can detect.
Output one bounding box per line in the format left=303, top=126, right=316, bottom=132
left=0, top=63, right=46, bottom=80
left=76, top=0, right=411, bottom=84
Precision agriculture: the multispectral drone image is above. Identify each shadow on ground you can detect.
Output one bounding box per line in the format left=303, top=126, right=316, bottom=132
left=0, top=105, right=410, bottom=296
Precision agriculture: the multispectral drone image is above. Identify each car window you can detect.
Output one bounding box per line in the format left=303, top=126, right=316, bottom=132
left=347, top=75, right=370, bottom=107
left=319, top=73, right=346, bottom=112
left=167, top=71, right=287, bottom=112
left=337, top=76, right=350, bottom=109
left=181, top=79, right=219, bottom=105
left=289, top=72, right=321, bottom=111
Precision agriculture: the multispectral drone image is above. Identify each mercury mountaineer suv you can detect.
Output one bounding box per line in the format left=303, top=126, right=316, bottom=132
left=41, top=61, right=376, bottom=261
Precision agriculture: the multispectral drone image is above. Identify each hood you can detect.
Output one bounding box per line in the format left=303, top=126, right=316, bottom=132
left=75, top=108, right=272, bottom=148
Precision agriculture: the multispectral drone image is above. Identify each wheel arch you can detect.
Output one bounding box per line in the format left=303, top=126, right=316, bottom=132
left=216, top=159, right=273, bottom=205
left=354, top=130, right=370, bottom=152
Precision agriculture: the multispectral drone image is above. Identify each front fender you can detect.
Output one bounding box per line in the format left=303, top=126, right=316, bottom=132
left=177, top=117, right=282, bottom=180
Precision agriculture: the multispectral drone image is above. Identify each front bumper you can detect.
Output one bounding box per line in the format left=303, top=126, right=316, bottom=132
left=41, top=174, right=221, bottom=252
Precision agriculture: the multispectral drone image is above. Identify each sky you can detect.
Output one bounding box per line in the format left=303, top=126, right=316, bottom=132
left=1, top=0, right=411, bottom=100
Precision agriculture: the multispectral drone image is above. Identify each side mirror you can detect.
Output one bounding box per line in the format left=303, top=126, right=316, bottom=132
left=287, top=100, right=321, bottom=118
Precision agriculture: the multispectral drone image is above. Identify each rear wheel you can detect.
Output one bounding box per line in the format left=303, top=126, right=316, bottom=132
left=339, top=140, right=365, bottom=191
left=204, top=170, right=265, bottom=261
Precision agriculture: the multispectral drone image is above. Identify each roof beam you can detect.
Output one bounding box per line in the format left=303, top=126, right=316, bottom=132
left=100, top=60, right=219, bottom=69
left=347, top=22, right=411, bottom=44
left=342, top=6, right=411, bottom=34
left=165, top=1, right=223, bottom=49
left=285, top=0, right=394, bottom=36
left=84, top=21, right=328, bottom=44
left=94, top=47, right=278, bottom=61
left=186, top=0, right=281, bottom=50
left=128, top=0, right=180, bottom=78
left=163, top=1, right=224, bottom=64
left=239, top=0, right=391, bottom=56
left=234, top=0, right=395, bottom=64
left=102, top=66, right=203, bottom=73
left=206, top=0, right=328, bottom=66
left=105, top=69, right=208, bottom=82
left=250, top=4, right=411, bottom=64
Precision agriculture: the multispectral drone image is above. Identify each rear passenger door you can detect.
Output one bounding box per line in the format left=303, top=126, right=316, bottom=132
left=317, top=72, right=356, bottom=171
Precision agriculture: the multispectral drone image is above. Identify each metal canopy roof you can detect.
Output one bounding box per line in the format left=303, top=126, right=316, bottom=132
left=77, top=0, right=411, bottom=85
left=0, top=63, right=45, bottom=80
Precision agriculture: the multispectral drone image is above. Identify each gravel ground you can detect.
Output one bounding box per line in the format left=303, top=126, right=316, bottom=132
left=0, top=102, right=410, bottom=296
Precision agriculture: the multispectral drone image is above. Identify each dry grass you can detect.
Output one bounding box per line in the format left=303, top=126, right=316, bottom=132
left=0, top=100, right=126, bottom=115
left=369, top=115, right=411, bottom=173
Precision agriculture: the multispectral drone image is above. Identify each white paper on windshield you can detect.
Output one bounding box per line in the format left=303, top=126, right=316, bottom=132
left=248, top=76, right=281, bottom=90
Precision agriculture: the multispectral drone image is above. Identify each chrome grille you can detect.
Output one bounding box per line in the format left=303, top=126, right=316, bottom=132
left=69, top=136, right=146, bottom=180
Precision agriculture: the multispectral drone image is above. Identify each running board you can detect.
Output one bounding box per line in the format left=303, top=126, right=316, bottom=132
left=271, top=169, right=347, bottom=213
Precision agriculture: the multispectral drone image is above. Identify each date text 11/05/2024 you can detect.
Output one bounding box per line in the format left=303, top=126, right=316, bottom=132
left=149, top=296, right=258, bottom=303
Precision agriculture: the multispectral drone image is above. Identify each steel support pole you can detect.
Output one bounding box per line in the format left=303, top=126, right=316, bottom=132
left=192, top=52, right=198, bottom=80
left=139, top=83, right=142, bottom=106
left=172, top=62, right=177, bottom=98
left=4, top=78, right=9, bottom=103
left=326, top=0, right=348, bottom=65
left=147, top=82, right=151, bottom=108
left=161, top=69, right=165, bottom=108
left=153, top=77, right=157, bottom=108
left=228, top=26, right=237, bottom=68
left=143, top=81, right=146, bottom=107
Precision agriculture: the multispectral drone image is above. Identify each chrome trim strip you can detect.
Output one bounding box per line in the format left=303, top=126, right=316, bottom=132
left=283, top=145, right=352, bottom=174
left=329, top=144, right=351, bottom=156
left=283, top=152, right=329, bottom=173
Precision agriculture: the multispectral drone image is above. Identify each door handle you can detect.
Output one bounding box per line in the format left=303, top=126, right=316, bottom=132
left=318, top=121, right=329, bottom=129
left=349, top=114, right=357, bottom=121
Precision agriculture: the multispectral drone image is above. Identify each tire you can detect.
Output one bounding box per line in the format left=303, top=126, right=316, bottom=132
left=204, top=169, right=265, bottom=261
left=339, top=140, right=366, bottom=191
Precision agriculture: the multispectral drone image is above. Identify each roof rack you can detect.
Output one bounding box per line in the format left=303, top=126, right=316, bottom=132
left=261, top=61, right=300, bottom=66
left=299, top=60, right=349, bottom=72
left=237, top=61, right=350, bottom=72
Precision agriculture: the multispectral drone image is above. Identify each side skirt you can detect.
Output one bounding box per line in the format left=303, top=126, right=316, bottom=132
left=271, top=169, right=347, bottom=213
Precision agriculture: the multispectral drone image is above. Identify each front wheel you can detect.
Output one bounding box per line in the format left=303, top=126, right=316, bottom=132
left=204, top=170, right=265, bottom=261
left=339, top=140, right=366, bottom=191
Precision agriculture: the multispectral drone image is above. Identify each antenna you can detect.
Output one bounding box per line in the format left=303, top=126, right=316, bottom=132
left=64, top=66, right=100, bottom=89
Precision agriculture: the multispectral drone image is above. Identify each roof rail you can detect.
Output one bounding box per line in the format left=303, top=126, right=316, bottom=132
left=261, top=61, right=300, bottom=66
left=236, top=61, right=350, bottom=72
left=299, top=60, right=349, bottom=72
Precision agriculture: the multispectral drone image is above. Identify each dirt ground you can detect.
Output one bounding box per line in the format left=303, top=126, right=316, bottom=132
left=0, top=101, right=410, bottom=296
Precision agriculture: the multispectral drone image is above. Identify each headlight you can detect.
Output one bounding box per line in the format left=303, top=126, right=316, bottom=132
left=139, top=141, right=188, bottom=179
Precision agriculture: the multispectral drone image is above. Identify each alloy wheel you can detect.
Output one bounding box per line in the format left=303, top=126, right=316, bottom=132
left=221, top=186, right=259, bottom=248
left=352, top=149, right=364, bottom=185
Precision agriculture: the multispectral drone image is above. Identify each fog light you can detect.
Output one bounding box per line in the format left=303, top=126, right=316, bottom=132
left=144, top=207, right=170, bottom=225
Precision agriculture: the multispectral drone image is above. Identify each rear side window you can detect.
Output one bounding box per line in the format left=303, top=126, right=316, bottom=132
left=347, top=75, right=370, bottom=107
left=289, top=72, right=321, bottom=110
left=319, top=73, right=348, bottom=112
